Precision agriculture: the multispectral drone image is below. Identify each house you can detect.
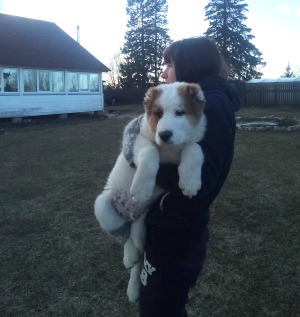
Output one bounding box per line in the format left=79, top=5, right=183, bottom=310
left=0, top=13, right=110, bottom=122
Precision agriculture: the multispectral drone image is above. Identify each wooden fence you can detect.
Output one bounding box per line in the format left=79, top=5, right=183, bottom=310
left=104, top=87, right=147, bottom=105
left=104, top=81, right=300, bottom=108
left=236, top=82, right=300, bottom=108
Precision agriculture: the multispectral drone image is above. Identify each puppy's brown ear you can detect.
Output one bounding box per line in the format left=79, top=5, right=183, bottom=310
left=143, top=87, right=161, bottom=111
left=180, top=83, right=205, bottom=109
left=185, top=83, right=200, bottom=99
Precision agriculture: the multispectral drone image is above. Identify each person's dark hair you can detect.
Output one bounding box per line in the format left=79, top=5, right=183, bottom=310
left=163, top=37, right=228, bottom=83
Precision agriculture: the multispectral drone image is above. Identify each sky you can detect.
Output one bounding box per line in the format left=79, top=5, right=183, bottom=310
left=0, top=0, right=299, bottom=79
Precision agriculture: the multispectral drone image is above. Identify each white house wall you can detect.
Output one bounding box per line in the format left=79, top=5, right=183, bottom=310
left=0, top=94, right=104, bottom=118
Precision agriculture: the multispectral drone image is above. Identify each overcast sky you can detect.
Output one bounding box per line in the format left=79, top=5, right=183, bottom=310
left=0, top=0, right=299, bottom=78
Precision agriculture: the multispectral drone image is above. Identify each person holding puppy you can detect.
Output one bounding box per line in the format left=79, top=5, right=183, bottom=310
left=139, top=37, right=241, bottom=317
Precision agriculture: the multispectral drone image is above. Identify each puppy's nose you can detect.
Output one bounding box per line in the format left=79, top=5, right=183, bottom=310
left=159, top=130, right=173, bottom=142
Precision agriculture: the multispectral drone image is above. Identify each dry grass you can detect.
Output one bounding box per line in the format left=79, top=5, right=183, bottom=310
left=0, top=105, right=299, bottom=316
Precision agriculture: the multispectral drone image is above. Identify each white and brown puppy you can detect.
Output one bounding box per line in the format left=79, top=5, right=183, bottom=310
left=94, top=82, right=206, bottom=303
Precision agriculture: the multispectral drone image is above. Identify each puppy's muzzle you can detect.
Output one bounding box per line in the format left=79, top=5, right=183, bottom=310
left=158, top=130, right=173, bottom=143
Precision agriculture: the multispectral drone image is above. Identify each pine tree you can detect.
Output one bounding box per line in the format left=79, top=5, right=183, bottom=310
left=292, top=65, right=300, bottom=77
left=120, top=0, right=147, bottom=88
left=120, top=0, right=170, bottom=88
left=204, top=0, right=265, bottom=80
left=147, top=0, right=170, bottom=85
left=281, top=62, right=294, bottom=78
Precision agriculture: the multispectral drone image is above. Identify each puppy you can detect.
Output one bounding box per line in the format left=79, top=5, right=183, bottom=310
left=95, top=82, right=206, bottom=302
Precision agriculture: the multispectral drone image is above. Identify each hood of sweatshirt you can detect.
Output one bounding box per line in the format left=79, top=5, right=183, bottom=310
left=198, top=75, right=241, bottom=113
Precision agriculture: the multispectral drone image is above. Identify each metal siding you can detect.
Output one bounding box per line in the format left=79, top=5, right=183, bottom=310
left=0, top=94, right=104, bottom=118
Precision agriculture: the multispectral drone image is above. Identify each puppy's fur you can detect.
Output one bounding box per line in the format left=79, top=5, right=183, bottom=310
left=95, top=82, right=206, bottom=302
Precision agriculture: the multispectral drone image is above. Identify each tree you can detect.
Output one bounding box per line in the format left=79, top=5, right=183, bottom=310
left=292, top=65, right=300, bottom=77
left=146, top=0, right=171, bottom=85
left=106, top=51, right=122, bottom=89
left=281, top=62, right=295, bottom=78
left=204, top=0, right=266, bottom=80
left=120, top=0, right=170, bottom=88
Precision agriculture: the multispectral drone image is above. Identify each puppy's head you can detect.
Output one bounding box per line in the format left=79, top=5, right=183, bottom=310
left=144, top=82, right=205, bottom=146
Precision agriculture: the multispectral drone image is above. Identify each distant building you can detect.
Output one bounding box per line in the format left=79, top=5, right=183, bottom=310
left=0, top=13, right=109, bottom=121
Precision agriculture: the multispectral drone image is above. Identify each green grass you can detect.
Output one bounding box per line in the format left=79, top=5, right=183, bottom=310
left=0, top=106, right=299, bottom=316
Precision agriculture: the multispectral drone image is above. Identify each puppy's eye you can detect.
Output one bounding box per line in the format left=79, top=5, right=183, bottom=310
left=175, top=110, right=185, bottom=116
left=154, top=111, right=163, bottom=119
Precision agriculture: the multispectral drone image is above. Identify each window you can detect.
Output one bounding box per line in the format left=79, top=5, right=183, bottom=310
left=67, top=72, right=100, bottom=93
left=68, top=72, right=79, bottom=92
left=90, top=73, right=99, bottom=92
left=0, top=68, right=19, bottom=92
left=39, top=71, right=50, bottom=92
left=52, top=71, right=64, bottom=92
left=24, top=70, right=37, bottom=92
left=1, top=69, right=100, bottom=94
left=80, top=73, right=88, bottom=91
left=23, top=70, right=65, bottom=93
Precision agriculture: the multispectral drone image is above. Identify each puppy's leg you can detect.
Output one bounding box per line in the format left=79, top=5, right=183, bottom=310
left=130, top=145, right=159, bottom=203
left=130, top=211, right=147, bottom=255
left=123, top=237, right=140, bottom=269
left=123, top=212, right=147, bottom=269
left=94, top=193, right=130, bottom=243
left=178, top=143, right=204, bottom=197
left=127, top=260, right=142, bottom=303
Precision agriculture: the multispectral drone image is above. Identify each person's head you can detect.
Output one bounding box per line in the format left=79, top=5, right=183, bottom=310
left=161, top=37, right=227, bottom=84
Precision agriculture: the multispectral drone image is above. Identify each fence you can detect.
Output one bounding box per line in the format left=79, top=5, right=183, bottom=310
left=236, top=79, right=300, bottom=108
left=104, top=79, right=300, bottom=108
left=103, top=87, right=147, bottom=105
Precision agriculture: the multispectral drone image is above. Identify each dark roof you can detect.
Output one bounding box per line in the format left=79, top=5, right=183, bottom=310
left=0, top=13, right=110, bottom=72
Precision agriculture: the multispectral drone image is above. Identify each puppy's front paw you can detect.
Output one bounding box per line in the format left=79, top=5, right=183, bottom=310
left=179, top=178, right=201, bottom=197
left=178, top=167, right=201, bottom=198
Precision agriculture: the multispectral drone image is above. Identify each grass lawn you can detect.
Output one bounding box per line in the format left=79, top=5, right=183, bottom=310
left=0, top=105, right=299, bottom=317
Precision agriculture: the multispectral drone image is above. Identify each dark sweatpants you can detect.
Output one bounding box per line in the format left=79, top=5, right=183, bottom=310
left=138, top=195, right=209, bottom=316
left=139, top=249, right=204, bottom=317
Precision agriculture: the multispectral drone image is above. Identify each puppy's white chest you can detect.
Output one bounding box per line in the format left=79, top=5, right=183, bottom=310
left=158, top=146, right=182, bottom=164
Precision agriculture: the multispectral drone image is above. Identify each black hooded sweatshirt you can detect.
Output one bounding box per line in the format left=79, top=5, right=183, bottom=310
left=145, top=75, right=241, bottom=264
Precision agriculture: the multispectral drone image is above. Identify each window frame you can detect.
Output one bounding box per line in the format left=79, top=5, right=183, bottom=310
left=23, top=69, right=66, bottom=94
left=0, top=67, right=20, bottom=94
left=51, top=71, right=65, bottom=93
left=67, top=72, right=100, bottom=94
left=23, top=69, right=38, bottom=93
left=0, top=68, right=100, bottom=95
left=38, top=70, right=51, bottom=93
left=89, top=73, right=100, bottom=93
